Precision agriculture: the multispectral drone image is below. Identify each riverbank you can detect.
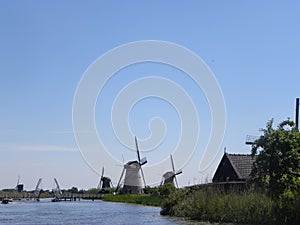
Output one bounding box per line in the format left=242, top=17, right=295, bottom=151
left=101, top=184, right=299, bottom=225
left=160, top=186, right=300, bottom=225
left=101, top=194, right=163, bottom=207
left=101, top=184, right=174, bottom=207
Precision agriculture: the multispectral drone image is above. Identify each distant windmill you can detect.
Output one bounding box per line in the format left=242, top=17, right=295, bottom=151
left=34, top=178, right=42, bottom=201
left=160, top=154, right=182, bottom=188
left=97, top=167, right=113, bottom=189
left=116, top=137, right=147, bottom=194
left=16, top=175, right=24, bottom=192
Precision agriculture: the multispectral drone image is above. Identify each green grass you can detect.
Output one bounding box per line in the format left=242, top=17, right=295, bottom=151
left=160, top=187, right=300, bottom=225
left=101, top=194, right=164, bottom=207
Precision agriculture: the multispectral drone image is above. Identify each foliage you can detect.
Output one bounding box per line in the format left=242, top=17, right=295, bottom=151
left=144, top=183, right=176, bottom=196
left=158, top=183, right=176, bottom=196
left=101, top=194, right=163, bottom=206
left=78, top=189, right=85, bottom=194
left=101, top=184, right=175, bottom=207
left=160, top=187, right=189, bottom=216
left=101, top=180, right=297, bottom=224
left=275, top=189, right=300, bottom=225
left=250, top=119, right=300, bottom=198
left=39, top=190, right=52, bottom=198
left=67, top=187, right=78, bottom=193
left=161, top=187, right=279, bottom=224
left=86, top=188, right=100, bottom=194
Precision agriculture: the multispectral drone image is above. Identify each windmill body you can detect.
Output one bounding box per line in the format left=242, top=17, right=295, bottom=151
left=101, top=177, right=112, bottom=189
left=98, top=167, right=113, bottom=190
left=122, top=161, right=144, bottom=194
left=116, top=137, right=147, bottom=194
left=162, top=171, right=176, bottom=184
left=161, top=154, right=182, bottom=187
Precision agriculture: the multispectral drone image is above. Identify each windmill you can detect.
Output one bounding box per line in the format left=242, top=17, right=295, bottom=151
left=16, top=175, right=24, bottom=192
left=52, top=178, right=62, bottom=202
left=97, top=167, right=113, bottom=190
left=116, top=136, right=147, bottom=194
left=161, top=154, right=182, bottom=188
left=34, top=178, right=42, bottom=201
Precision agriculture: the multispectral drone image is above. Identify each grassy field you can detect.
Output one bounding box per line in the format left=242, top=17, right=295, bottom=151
left=101, top=194, right=163, bottom=207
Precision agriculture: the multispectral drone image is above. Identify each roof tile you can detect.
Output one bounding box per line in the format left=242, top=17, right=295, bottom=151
left=226, top=154, right=256, bottom=179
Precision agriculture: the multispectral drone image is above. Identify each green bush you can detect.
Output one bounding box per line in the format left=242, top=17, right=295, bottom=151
left=276, top=190, right=300, bottom=225
left=161, top=188, right=278, bottom=224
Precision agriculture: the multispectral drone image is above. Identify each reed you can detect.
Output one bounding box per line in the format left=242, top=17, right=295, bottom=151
left=160, top=187, right=299, bottom=225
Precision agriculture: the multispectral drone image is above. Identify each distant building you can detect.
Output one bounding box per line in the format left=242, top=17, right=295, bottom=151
left=212, top=153, right=256, bottom=183
left=16, top=184, right=24, bottom=192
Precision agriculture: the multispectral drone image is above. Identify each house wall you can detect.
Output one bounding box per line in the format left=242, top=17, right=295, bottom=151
left=212, top=156, right=240, bottom=182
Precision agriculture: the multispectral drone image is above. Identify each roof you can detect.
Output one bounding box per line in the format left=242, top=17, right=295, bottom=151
left=226, top=153, right=256, bottom=179
left=212, top=153, right=256, bottom=183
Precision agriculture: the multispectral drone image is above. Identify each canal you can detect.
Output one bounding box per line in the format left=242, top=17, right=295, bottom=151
left=0, top=199, right=223, bottom=225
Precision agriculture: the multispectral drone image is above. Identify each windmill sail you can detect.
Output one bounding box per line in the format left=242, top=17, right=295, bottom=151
left=135, top=136, right=147, bottom=187
left=135, top=136, right=141, bottom=162
left=115, top=167, right=125, bottom=192
left=97, top=167, right=105, bottom=189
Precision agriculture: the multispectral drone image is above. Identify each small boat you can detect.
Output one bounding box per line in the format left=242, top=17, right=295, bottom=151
left=1, top=198, right=13, bottom=204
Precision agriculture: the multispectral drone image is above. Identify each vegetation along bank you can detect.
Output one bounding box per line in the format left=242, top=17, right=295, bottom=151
left=103, top=119, right=300, bottom=225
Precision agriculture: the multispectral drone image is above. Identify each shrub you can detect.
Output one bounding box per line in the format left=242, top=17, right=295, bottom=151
left=161, top=188, right=277, bottom=224
left=276, top=190, right=300, bottom=225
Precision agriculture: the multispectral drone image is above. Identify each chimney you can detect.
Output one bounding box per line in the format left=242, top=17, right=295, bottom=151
left=296, top=98, right=299, bottom=129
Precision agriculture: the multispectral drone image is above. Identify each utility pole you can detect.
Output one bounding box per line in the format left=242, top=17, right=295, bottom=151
left=296, top=98, right=299, bottom=130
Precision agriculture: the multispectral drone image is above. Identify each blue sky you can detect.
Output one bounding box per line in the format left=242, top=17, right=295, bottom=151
left=0, top=1, right=300, bottom=190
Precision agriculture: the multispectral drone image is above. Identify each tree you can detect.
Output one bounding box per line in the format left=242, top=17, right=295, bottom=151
left=250, top=119, right=300, bottom=198
left=86, top=188, right=100, bottom=194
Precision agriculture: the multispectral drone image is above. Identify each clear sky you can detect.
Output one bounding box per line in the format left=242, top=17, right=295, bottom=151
left=1, top=1, right=300, bottom=190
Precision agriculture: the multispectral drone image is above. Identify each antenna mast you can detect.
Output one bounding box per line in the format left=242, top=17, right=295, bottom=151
left=296, top=97, right=299, bottom=130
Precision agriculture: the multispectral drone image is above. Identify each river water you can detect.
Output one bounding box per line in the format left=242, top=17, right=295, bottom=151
left=0, top=199, right=214, bottom=225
